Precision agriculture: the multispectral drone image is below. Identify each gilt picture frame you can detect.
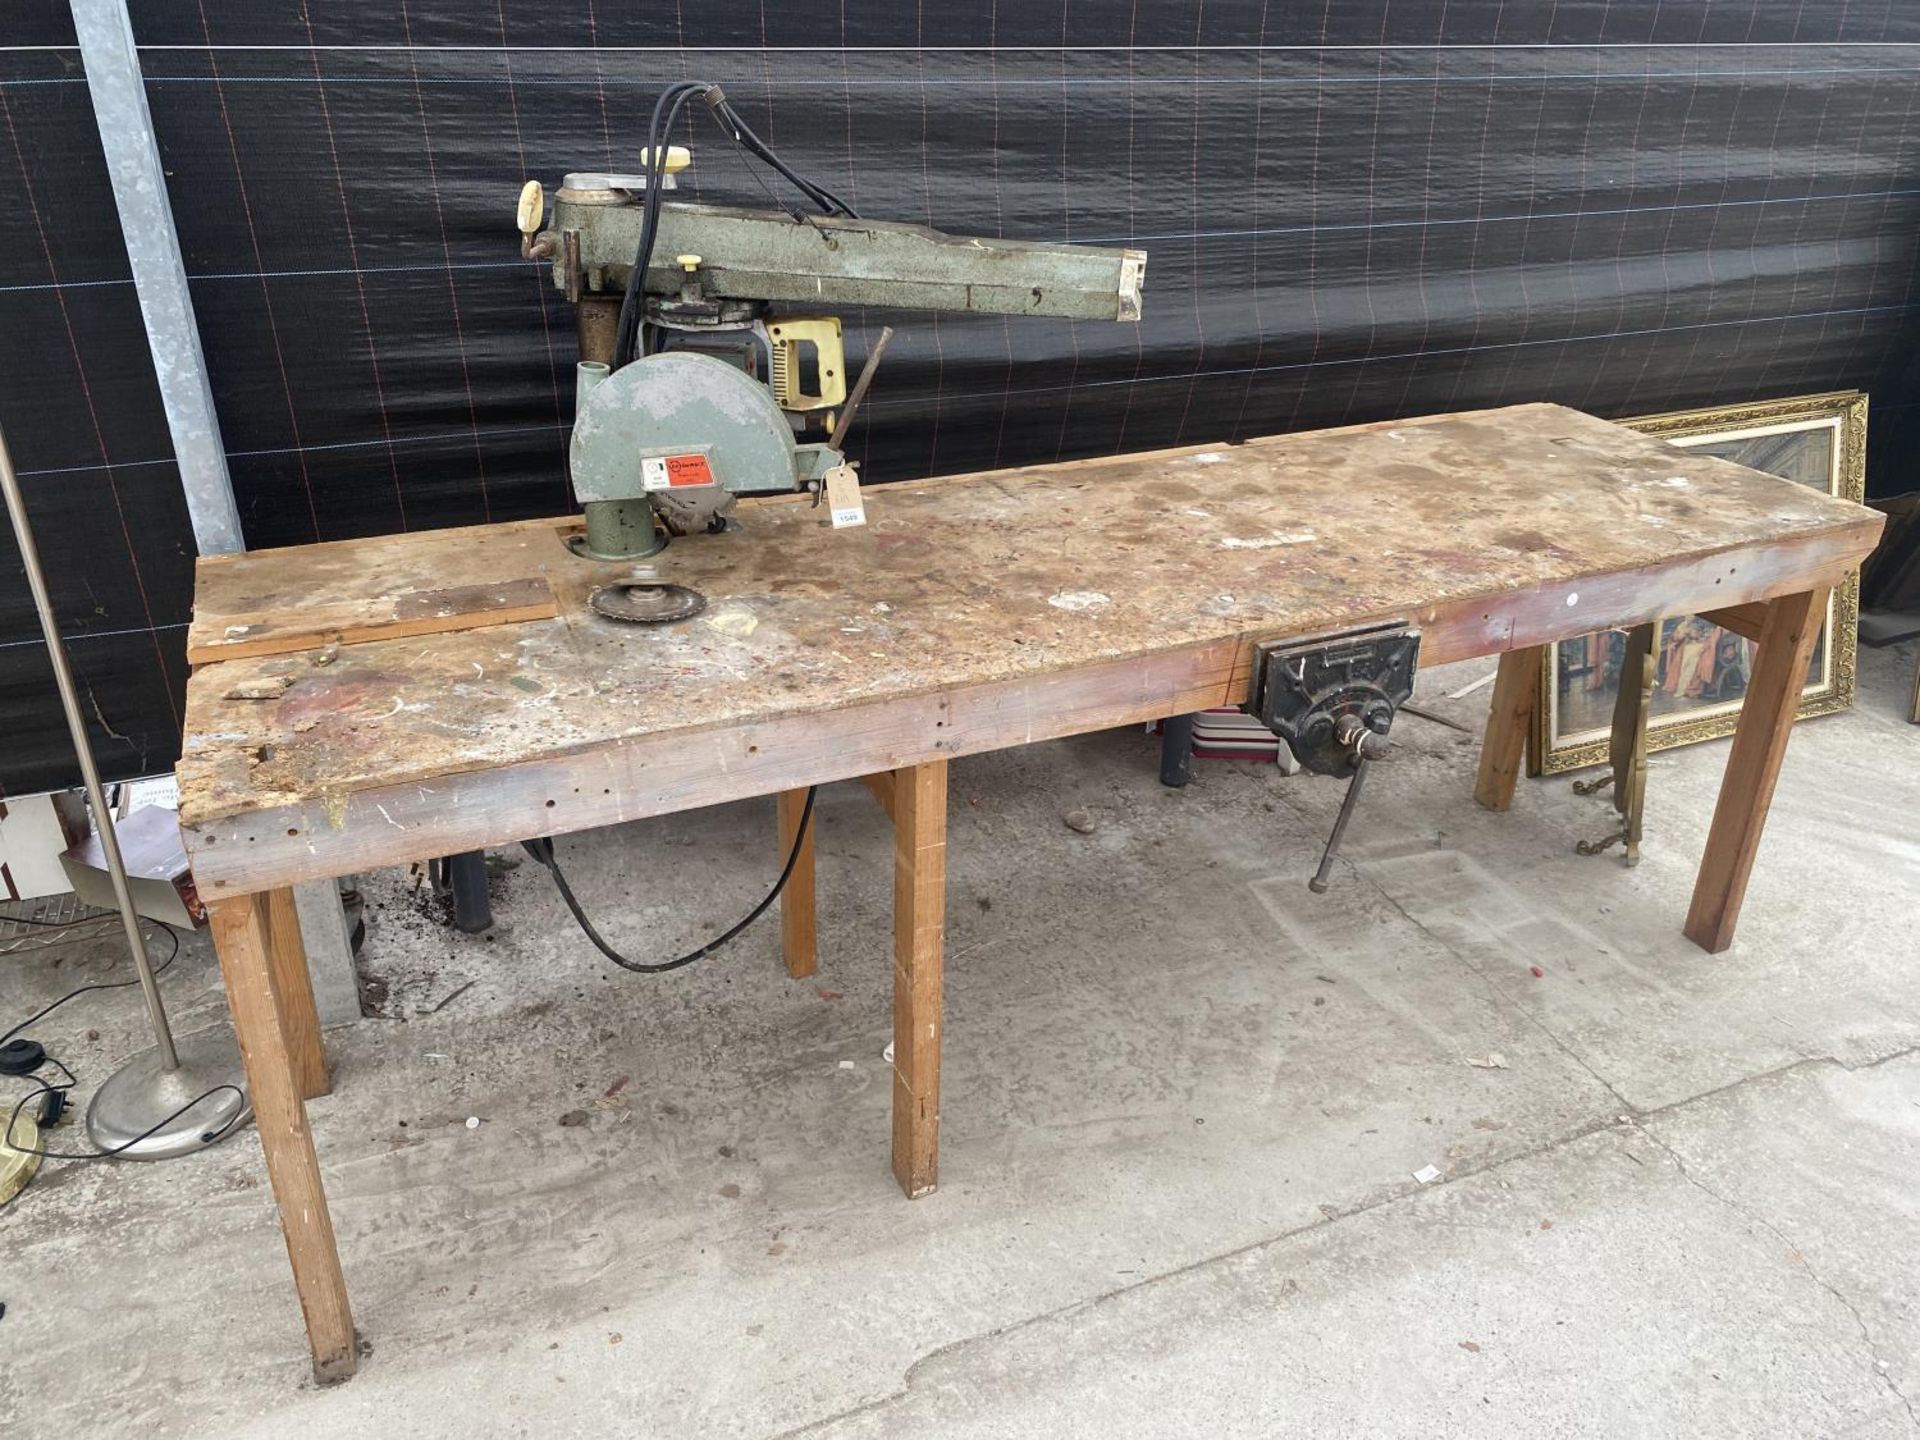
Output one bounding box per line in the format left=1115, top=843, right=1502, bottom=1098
left=1530, top=391, right=1866, bottom=775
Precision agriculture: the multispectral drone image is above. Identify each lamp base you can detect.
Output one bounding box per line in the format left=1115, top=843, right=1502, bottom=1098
left=85, top=1024, right=252, bottom=1159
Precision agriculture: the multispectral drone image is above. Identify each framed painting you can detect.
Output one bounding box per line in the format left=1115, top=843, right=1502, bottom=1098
left=1530, top=391, right=1866, bottom=775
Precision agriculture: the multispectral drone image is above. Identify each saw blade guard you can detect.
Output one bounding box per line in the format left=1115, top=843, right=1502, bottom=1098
left=571, top=350, right=809, bottom=502
left=569, top=351, right=840, bottom=547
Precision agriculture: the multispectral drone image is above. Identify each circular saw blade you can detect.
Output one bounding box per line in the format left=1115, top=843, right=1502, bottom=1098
left=589, top=582, right=707, bottom=625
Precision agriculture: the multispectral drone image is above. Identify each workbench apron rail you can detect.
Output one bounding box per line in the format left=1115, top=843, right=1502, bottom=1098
left=181, top=639, right=1237, bottom=895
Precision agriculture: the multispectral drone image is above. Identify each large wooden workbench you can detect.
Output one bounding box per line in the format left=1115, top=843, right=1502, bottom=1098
left=175, top=404, right=1882, bottom=1380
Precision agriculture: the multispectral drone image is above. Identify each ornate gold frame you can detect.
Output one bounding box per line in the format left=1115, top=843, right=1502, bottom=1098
left=1530, top=390, right=1866, bottom=775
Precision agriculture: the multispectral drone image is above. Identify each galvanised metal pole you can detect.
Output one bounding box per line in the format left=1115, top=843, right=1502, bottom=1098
left=71, top=0, right=362, bottom=1032
left=71, top=0, right=242, bottom=557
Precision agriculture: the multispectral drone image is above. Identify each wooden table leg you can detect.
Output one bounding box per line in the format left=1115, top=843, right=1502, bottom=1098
left=209, top=893, right=357, bottom=1383
left=263, top=886, right=330, bottom=1099
left=777, top=788, right=817, bottom=979
left=1685, top=587, right=1830, bottom=954
left=889, top=759, right=947, bottom=1199
left=1475, top=644, right=1545, bottom=810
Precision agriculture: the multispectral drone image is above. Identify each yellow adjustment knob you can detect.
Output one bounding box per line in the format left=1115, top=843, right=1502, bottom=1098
left=515, top=179, right=544, bottom=236
left=676, top=254, right=702, bottom=273
left=638, top=145, right=693, bottom=174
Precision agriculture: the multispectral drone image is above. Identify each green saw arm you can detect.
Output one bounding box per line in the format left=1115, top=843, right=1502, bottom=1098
left=540, top=198, right=1145, bottom=323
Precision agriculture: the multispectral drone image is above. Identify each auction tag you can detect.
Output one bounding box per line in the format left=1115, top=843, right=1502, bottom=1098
left=641, top=453, right=714, bottom=491
left=823, top=464, right=866, bottom=528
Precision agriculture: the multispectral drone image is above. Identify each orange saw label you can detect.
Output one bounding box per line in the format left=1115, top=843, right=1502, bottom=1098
left=640, top=453, right=715, bottom=491
left=666, top=453, right=713, bottom=486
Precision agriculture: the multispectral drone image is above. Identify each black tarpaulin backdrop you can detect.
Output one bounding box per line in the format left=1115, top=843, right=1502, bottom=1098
left=4, top=3, right=1918, bottom=795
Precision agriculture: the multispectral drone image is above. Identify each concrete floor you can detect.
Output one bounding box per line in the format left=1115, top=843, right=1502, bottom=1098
left=3, top=643, right=1918, bottom=1438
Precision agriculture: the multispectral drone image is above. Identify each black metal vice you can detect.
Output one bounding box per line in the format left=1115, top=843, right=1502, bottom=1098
left=1248, top=621, right=1421, bottom=892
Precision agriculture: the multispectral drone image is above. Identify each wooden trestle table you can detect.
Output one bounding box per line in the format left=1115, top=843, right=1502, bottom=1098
left=174, top=404, right=1884, bottom=1379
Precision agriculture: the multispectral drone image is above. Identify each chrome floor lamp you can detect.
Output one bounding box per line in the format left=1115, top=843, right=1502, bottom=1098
left=0, top=420, right=250, bottom=1158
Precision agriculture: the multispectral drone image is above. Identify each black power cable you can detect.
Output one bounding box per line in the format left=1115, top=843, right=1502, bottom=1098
left=1, top=917, right=180, bottom=1048
left=522, top=786, right=815, bottom=975
left=558, top=83, right=848, bottom=971
left=612, top=80, right=708, bottom=369
left=0, top=917, right=244, bottom=1190
left=702, top=87, right=857, bottom=218
left=3, top=1056, right=243, bottom=1165
left=610, top=82, right=860, bottom=371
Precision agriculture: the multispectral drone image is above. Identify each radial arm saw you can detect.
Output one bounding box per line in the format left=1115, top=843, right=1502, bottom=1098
left=515, top=82, right=1147, bottom=563
left=509, top=86, right=1408, bottom=897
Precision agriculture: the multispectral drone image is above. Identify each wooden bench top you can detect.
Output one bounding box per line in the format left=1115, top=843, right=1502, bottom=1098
left=176, top=403, right=1881, bottom=893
